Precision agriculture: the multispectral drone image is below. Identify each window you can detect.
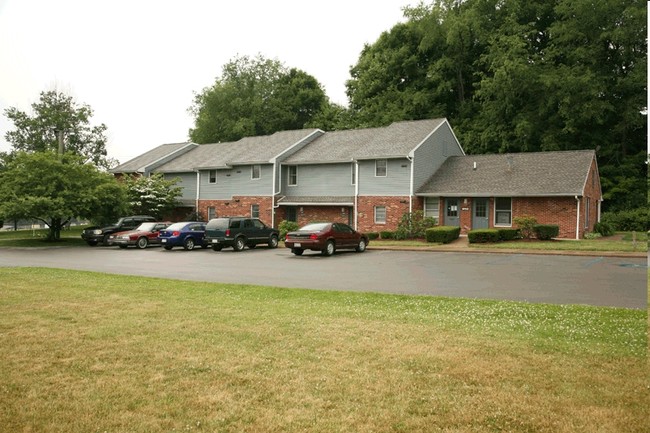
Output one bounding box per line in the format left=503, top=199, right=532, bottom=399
left=424, top=197, right=440, bottom=220
left=375, top=159, right=387, bottom=177
left=285, top=207, right=297, bottom=222
left=495, top=197, right=512, bottom=226
left=288, top=166, right=297, bottom=186
left=374, top=206, right=386, bottom=224
left=251, top=164, right=261, bottom=180
left=351, top=163, right=356, bottom=185
left=209, top=169, right=217, bottom=184
left=207, top=207, right=216, bottom=220
left=251, top=204, right=259, bottom=218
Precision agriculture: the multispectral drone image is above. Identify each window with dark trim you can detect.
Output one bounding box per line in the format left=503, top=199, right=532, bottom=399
left=251, top=165, right=261, bottom=180
left=288, top=166, right=297, bottom=186
left=495, top=197, right=512, bottom=226
left=375, top=159, right=387, bottom=177
left=251, top=204, right=260, bottom=218
left=209, top=169, right=217, bottom=184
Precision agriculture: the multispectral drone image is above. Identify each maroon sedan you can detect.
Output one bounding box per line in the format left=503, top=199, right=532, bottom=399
left=284, top=222, right=369, bottom=256
left=108, top=222, right=171, bottom=249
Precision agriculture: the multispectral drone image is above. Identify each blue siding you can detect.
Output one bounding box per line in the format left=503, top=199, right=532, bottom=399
left=164, top=172, right=196, bottom=202
left=358, top=159, right=410, bottom=196
left=201, top=164, right=273, bottom=200
left=413, top=122, right=464, bottom=191
left=280, top=163, right=355, bottom=196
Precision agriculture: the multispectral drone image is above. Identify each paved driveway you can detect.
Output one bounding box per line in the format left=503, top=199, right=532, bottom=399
left=0, top=246, right=646, bottom=309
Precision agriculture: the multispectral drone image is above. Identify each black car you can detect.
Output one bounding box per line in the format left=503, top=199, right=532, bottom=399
left=81, top=215, right=156, bottom=246
left=205, top=217, right=279, bottom=251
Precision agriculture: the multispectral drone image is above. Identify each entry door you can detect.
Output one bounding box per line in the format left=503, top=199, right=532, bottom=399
left=472, top=198, right=489, bottom=229
left=445, top=198, right=460, bottom=226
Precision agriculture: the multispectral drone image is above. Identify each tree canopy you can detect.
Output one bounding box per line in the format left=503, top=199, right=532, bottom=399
left=188, top=54, right=329, bottom=143
left=4, top=91, right=116, bottom=169
left=123, top=173, right=182, bottom=219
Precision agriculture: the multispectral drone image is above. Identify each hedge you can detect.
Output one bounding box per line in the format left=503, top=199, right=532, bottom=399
left=425, top=226, right=461, bottom=244
left=366, top=232, right=379, bottom=240
left=468, top=229, right=500, bottom=243
left=601, top=208, right=649, bottom=232
left=534, top=224, right=559, bottom=240
left=380, top=231, right=394, bottom=239
left=498, top=228, right=521, bottom=241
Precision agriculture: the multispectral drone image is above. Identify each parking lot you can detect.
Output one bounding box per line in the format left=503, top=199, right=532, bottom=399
left=0, top=246, right=646, bottom=309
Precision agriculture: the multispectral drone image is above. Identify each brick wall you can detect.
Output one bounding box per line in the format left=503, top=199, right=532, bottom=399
left=513, top=197, right=577, bottom=238
left=356, top=196, right=411, bottom=232
left=275, top=206, right=352, bottom=228
left=198, top=196, right=274, bottom=225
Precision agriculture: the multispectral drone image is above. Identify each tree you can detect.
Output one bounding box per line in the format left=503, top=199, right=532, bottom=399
left=123, top=174, right=182, bottom=219
left=4, top=91, right=116, bottom=169
left=0, top=152, right=128, bottom=241
left=188, top=54, right=329, bottom=143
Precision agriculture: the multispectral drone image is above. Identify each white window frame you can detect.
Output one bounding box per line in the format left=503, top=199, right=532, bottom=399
left=494, top=197, right=512, bottom=226
left=424, top=197, right=440, bottom=221
left=207, top=206, right=216, bottom=220
left=251, top=164, right=261, bottom=180
left=374, top=206, right=387, bottom=224
left=251, top=204, right=260, bottom=218
left=375, top=159, right=387, bottom=177
left=288, top=165, right=297, bottom=186
left=208, top=169, right=217, bottom=184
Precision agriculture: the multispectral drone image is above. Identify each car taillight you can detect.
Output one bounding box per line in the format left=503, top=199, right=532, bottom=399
left=225, top=229, right=230, bottom=236
left=172, top=231, right=180, bottom=236
left=309, top=233, right=318, bottom=240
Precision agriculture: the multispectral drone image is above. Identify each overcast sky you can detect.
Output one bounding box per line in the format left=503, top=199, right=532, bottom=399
left=0, top=0, right=412, bottom=164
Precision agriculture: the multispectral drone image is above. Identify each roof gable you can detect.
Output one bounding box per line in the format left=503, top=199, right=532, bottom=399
left=110, top=142, right=197, bottom=174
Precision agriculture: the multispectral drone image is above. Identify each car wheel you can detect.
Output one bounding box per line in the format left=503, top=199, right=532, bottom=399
left=268, top=234, right=279, bottom=249
left=183, top=237, right=196, bottom=250
left=233, top=237, right=245, bottom=252
left=355, top=238, right=367, bottom=252
left=322, top=240, right=335, bottom=256
left=292, top=248, right=304, bottom=256
left=136, top=237, right=148, bottom=249
left=163, top=245, right=173, bottom=250
left=118, top=245, right=128, bottom=249
left=211, top=244, right=223, bottom=252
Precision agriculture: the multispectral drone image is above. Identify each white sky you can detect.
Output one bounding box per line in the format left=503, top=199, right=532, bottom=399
left=0, top=0, right=412, bottom=164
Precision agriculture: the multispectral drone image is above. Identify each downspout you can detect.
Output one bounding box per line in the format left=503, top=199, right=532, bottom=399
left=407, top=156, right=414, bottom=214
left=271, top=160, right=277, bottom=228
left=272, top=162, right=283, bottom=227
left=354, top=160, right=359, bottom=230
left=575, top=196, right=581, bottom=240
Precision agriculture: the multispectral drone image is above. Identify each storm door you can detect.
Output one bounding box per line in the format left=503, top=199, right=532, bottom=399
left=472, top=198, right=489, bottom=229
left=445, top=198, right=460, bottom=226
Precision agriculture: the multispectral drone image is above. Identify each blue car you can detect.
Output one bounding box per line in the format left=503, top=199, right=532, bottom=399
left=157, top=221, right=207, bottom=250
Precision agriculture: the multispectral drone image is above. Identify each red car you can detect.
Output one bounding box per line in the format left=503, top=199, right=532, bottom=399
left=284, top=222, right=369, bottom=256
left=108, top=222, right=171, bottom=249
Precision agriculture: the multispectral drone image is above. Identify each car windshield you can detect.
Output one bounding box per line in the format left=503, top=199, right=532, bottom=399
left=165, top=223, right=187, bottom=231
left=136, top=222, right=156, bottom=231
left=299, top=223, right=330, bottom=232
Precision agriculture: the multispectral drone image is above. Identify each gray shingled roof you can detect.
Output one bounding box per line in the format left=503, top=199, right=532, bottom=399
left=155, top=129, right=320, bottom=172
left=110, top=142, right=195, bottom=173
left=284, top=118, right=447, bottom=164
left=417, top=150, right=597, bottom=197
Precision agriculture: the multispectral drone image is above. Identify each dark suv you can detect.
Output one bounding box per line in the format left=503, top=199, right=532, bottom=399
left=205, top=217, right=279, bottom=251
left=81, top=215, right=156, bottom=246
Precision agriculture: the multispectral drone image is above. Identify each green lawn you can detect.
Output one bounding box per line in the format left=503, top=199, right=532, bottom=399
left=0, top=226, right=88, bottom=247
left=0, top=268, right=647, bottom=433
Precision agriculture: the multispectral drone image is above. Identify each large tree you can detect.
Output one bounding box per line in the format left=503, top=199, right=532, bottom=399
left=0, top=152, right=127, bottom=241
left=189, top=55, right=328, bottom=143
left=123, top=173, right=182, bottom=219
left=3, top=91, right=116, bottom=169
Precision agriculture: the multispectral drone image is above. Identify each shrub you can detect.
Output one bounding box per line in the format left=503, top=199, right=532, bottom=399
left=366, top=232, right=379, bottom=240
left=498, top=228, right=521, bottom=241
left=380, top=231, right=394, bottom=239
left=534, top=224, right=559, bottom=240
left=601, top=208, right=649, bottom=232
left=513, top=215, right=537, bottom=239
left=468, top=229, right=500, bottom=243
left=425, top=226, right=461, bottom=244
left=584, top=232, right=602, bottom=239
left=395, top=211, right=436, bottom=239
left=593, top=221, right=615, bottom=237
left=278, top=220, right=299, bottom=239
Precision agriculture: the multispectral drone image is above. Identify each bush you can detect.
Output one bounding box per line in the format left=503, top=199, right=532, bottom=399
left=498, top=228, right=521, bottom=241
left=394, top=211, right=437, bottom=239
left=513, top=215, right=537, bottom=239
left=468, top=229, right=500, bottom=243
left=601, top=208, right=649, bottom=232
left=380, top=231, right=394, bottom=239
left=593, top=221, right=615, bottom=237
left=366, top=232, right=379, bottom=240
left=278, top=220, right=299, bottom=239
left=534, top=224, right=559, bottom=240
left=425, top=226, right=461, bottom=244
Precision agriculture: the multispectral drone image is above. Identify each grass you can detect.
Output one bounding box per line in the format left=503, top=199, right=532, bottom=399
left=0, top=225, right=88, bottom=247
left=0, top=267, right=647, bottom=433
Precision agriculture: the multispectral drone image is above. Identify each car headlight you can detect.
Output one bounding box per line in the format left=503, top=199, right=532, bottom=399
left=93, top=229, right=103, bottom=235
left=120, top=235, right=130, bottom=240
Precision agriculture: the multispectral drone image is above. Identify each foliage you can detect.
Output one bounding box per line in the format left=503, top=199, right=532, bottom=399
left=394, top=210, right=437, bottom=239
left=365, top=232, right=379, bottom=240
left=498, top=228, right=521, bottom=241
left=278, top=220, right=299, bottom=239
left=468, top=229, right=500, bottom=243
left=380, top=231, right=395, bottom=239
left=123, top=174, right=182, bottom=219
left=601, top=208, right=649, bottom=232
left=3, top=91, right=116, bottom=169
left=593, top=221, right=616, bottom=237
left=0, top=152, right=127, bottom=240
left=189, top=55, right=328, bottom=143
left=533, top=224, right=560, bottom=240
left=513, top=215, right=538, bottom=239
left=425, top=225, right=461, bottom=243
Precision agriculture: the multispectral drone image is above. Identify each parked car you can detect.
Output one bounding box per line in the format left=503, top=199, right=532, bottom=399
left=157, top=221, right=207, bottom=250
left=81, top=215, right=156, bottom=246
left=284, top=222, right=369, bottom=256
left=108, top=221, right=171, bottom=249
left=205, top=217, right=279, bottom=251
